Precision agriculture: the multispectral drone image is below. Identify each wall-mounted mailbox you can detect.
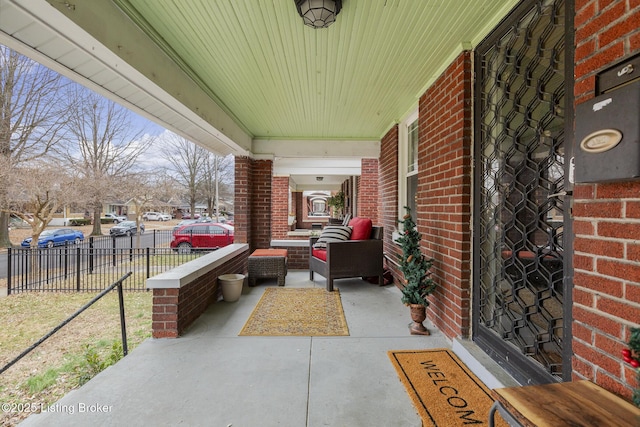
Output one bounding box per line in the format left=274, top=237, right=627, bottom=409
left=574, top=56, right=640, bottom=183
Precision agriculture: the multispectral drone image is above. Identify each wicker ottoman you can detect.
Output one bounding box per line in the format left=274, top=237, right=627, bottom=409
left=248, top=249, right=288, bottom=287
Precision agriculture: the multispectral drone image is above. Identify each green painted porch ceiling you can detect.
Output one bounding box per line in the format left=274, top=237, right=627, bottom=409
left=115, top=0, right=517, bottom=141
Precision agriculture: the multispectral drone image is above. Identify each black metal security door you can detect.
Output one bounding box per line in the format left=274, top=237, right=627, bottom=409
left=473, top=0, right=573, bottom=384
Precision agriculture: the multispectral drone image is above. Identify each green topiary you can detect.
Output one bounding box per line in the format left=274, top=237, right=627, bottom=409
left=397, top=206, right=436, bottom=306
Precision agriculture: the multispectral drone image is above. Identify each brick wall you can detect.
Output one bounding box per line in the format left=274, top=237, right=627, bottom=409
left=251, top=159, right=273, bottom=250
left=272, top=245, right=310, bottom=270
left=294, top=191, right=305, bottom=228
left=272, top=176, right=290, bottom=239
left=348, top=177, right=356, bottom=217
left=234, top=156, right=251, bottom=244
left=416, top=51, right=473, bottom=339
left=151, top=249, right=248, bottom=338
left=377, top=1, right=640, bottom=400
left=379, top=55, right=472, bottom=340
left=358, top=158, right=380, bottom=224
left=289, top=190, right=298, bottom=230
left=573, top=0, right=640, bottom=400
left=235, top=157, right=274, bottom=250
left=379, top=125, right=400, bottom=276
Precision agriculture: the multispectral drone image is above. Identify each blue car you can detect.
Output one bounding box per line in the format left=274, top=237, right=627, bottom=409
left=21, top=228, right=85, bottom=248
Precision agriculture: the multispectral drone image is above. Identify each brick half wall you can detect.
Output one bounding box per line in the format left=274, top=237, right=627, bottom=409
left=149, top=245, right=249, bottom=338
left=270, top=241, right=310, bottom=270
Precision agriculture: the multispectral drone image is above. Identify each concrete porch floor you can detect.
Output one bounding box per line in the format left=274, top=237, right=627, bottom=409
left=21, top=271, right=517, bottom=427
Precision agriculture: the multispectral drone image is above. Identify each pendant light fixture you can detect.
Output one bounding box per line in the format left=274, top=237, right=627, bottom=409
left=295, top=0, right=343, bottom=29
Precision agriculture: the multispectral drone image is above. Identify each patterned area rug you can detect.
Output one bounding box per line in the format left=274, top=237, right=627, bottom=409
left=239, top=288, right=349, bottom=336
left=388, top=349, right=508, bottom=427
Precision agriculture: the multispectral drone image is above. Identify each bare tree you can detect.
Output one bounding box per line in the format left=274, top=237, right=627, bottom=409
left=153, top=172, right=183, bottom=211
left=161, top=133, right=208, bottom=218
left=63, top=88, right=154, bottom=235
left=117, top=171, right=178, bottom=246
left=217, top=156, right=235, bottom=213
left=0, top=46, right=72, bottom=246
left=200, top=153, right=234, bottom=220
left=3, top=159, right=81, bottom=247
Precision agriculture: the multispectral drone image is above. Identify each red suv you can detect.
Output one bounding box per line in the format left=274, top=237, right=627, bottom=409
left=170, top=223, right=234, bottom=253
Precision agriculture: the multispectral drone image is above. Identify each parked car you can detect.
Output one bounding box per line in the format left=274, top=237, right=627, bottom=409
left=9, top=215, right=29, bottom=229
left=143, top=212, right=171, bottom=221
left=110, top=221, right=144, bottom=237
left=181, top=213, right=200, bottom=219
left=170, top=223, right=234, bottom=253
left=21, top=228, right=85, bottom=248
left=104, top=213, right=127, bottom=223
left=171, top=216, right=214, bottom=232
left=172, top=219, right=199, bottom=232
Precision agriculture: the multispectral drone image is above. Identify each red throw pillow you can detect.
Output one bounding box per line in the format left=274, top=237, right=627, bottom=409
left=348, top=217, right=372, bottom=240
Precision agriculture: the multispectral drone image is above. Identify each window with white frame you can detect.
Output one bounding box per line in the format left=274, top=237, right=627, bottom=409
left=398, top=109, right=419, bottom=220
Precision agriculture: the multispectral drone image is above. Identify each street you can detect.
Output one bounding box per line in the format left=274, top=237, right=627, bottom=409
left=0, top=229, right=171, bottom=280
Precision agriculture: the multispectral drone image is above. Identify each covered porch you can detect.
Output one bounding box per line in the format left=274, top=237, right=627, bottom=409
left=19, top=271, right=516, bottom=426
left=2, top=0, right=640, bottom=418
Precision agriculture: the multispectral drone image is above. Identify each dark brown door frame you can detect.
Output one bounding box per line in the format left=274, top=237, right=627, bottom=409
left=472, top=0, right=575, bottom=384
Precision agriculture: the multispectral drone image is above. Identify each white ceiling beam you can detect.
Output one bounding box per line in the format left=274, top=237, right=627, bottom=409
left=277, top=166, right=360, bottom=176
left=253, top=139, right=380, bottom=159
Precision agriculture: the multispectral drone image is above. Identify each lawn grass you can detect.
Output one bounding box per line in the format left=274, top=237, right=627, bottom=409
left=0, top=291, right=152, bottom=426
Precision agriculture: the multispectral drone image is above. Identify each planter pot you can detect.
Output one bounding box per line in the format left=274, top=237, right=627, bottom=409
left=219, top=274, right=245, bottom=302
left=409, top=304, right=430, bottom=335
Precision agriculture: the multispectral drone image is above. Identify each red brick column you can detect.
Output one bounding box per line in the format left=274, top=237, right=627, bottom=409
left=251, top=159, right=272, bottom=250
left=271, top=176, right=290, bottom=239
left=234, top=156, right=251, bottom=244
left=358, top=158, right=379, bottom=223
left=294, top=191, right=303, bottom=228
left=572, top=0, right=640, bottom=400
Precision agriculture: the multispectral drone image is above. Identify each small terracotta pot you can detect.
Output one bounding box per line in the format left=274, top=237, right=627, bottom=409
left=409, top=304, right=430, bottom=335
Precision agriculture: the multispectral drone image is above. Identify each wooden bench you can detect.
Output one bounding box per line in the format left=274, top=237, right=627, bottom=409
left=489, top=380, right=640, bottom=426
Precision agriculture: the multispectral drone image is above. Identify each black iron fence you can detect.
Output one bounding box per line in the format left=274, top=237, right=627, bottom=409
left=0, top=273, right=132, bottom=376
left=85, top=229, right=174, bottom=249
left=6, top=246, right=204, bottom=294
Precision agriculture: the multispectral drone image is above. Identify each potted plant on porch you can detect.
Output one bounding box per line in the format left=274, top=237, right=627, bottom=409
left=397, top=206, right=436, bottom=335
left=326, top=191, right=345, bottom=220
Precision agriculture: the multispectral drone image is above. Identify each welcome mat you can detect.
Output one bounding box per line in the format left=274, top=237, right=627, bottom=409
left=388, top=349, right=507, bottom=427
left=239, top=288, right=349, bottom=336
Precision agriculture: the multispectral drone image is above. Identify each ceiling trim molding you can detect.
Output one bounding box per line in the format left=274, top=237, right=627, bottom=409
left=253, top=153, right=275, bottom=161
left=253, top=139, right=380, bottom=159
left=0, top=0, right=251, bottom=155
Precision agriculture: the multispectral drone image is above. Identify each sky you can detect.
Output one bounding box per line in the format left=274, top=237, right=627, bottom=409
left=4, top=44, right=228, bottom=175
left=134, top=127, right=178, bottom=171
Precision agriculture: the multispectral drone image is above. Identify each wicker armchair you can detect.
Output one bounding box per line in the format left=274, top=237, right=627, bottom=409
left=309, top=226, right=383, bottom=291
